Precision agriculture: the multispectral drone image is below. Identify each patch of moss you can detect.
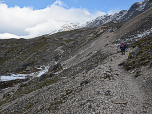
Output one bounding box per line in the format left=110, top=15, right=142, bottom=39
left=126, top=66, right=131, bottom=71
left=83, top=75, right=86, bottom=78
left=25, top=102, right=34, bottom=109
left=9, top=101, right=37, bottom=114
left=139, top=50, right=144, bottom=54
left=0, top=99, right=7, bottom=106
left=132, top=60, right=136, bottom=64
left=39, top=76, right=59, bottom=88
left=0, top=57, right=6, bottom=65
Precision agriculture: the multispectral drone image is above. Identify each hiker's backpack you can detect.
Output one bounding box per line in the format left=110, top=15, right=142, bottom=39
left=110, top=30, right=113, bottom=32
left=120, top=43, right=126, bottom=49
left=120, top=44, right=124, bottom=48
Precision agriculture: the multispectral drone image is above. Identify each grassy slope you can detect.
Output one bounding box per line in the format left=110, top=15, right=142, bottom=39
left=119, top=35, right=152, bottom=70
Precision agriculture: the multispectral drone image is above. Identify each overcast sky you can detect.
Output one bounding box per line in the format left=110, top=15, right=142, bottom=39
left=0, top=0, right=141, bottom=39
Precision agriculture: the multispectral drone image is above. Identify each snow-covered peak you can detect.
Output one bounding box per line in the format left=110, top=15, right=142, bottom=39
left=136, top=1, right=144, bottom=5
left=50, top=22, right=82, bottom=35
left=61, top=22, right=81, bottom=31
left=134, top=1, right=146, bottom=11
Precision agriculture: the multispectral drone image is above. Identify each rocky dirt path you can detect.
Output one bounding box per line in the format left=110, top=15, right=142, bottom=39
left=99, top=48, right=147, bottom=113
left=57, top=45, right=151, bottom=114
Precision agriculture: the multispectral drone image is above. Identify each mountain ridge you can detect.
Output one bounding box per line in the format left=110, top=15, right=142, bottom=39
left=85, top=0, right=152, bottom=28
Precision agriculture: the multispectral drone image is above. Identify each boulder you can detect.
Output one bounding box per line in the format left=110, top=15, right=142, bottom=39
left=48, top=63, right=63, bottom=73
left=54, top=55, right=60, bottom=61
left=80, top=80, right=89, bottom=86
left=104, top=90, right=111, bottom=96
left=18, top=82, right=27, bottom=89
left=87, top=103, right=92, bottom=108
left=134, top=70, right=141, bottom=77
left=38, top=73, right=49, bottom=81
left=103, top=71, right=113, bottom=80
left=114, top=99, right=128, bottom=104
left=3, top=92, right=10, bottom=98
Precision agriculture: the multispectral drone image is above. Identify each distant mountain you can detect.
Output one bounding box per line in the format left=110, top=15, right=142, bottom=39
left=85, top=10, right=127, bottom=28
left=50, top=23, right=81, bottom=35
left=85, top=0, right=152, bottom=28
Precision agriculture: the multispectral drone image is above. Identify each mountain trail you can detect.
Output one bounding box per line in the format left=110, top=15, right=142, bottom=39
left=102, top=47, right=145, bottom=103
left=56, top=44, right=151, bottom=113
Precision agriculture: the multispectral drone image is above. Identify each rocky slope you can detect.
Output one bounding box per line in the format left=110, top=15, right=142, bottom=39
left=0, top=26, right=107, bottom=74
left=0, top=4, right=152, bottom=114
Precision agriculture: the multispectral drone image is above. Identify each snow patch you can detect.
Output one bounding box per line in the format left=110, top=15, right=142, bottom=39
left=115, top=27, right=152, bottom=46
left=37, top=65, right=50, bottom=77
left=0, top=74, right=28, bottom=81
left=136, top=1, right=144, bottom=5
left=136, top=2, right=146, bottom=11
left=0, top=65, right=51, bottom=81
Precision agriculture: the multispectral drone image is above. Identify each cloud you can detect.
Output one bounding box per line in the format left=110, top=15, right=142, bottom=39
left=108, top=9, right=121, bottom=15
left=0, top=0, right=106, bottom=39
left=53, top=0, right=67, bottom=7
left=0, top=33, right=22, bottom=39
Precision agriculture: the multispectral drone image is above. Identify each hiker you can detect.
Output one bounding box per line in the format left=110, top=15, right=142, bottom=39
left=120, top=43, right=126, bottom=55
left=110, top=29, right=113, bottom=32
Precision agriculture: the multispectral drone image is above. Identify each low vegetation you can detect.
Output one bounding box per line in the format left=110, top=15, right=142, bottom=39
left=119, top=35, right=152, bottom=70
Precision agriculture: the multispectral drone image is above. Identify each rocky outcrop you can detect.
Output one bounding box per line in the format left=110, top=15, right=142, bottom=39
left=145, top=0, right=152, bottom=10
left=119, top=0, right=152, bottom=22
left=15, top=62, right=34, bottom=73
left=0, top=78, right=29, bottom=90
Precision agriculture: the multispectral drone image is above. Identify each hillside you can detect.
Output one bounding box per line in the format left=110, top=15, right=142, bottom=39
left=0, top=6, right=152, bottom=114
